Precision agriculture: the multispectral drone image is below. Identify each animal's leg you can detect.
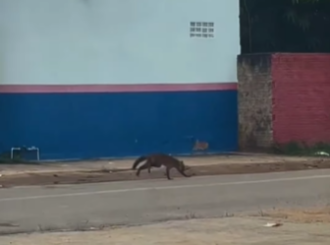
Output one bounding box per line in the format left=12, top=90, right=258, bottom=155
left=136, top=162, right=149, bottom=176
left=176, top=166, right=191, bottom=178
left=166, top=167, right=172, bottom=180
left=147, top=159, right=153, bottom=173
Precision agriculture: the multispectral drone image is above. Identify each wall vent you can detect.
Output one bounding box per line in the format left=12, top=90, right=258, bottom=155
left=190, top=22, right=214, bottom=38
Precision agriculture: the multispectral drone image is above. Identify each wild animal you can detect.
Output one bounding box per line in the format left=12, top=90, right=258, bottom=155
left=132, top=153, right=191, bottom=180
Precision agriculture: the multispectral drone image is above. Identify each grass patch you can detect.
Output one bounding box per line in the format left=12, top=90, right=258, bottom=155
left=272, top=141, right=330, bottom=156
left=0, top=151, right=39, bottom=164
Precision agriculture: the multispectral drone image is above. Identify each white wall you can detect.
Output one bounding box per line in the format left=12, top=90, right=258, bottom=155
left=0, top=0, right=239, bottom=85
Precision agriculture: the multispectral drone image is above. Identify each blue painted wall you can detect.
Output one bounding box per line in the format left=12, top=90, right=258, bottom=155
left=0, top=0, right=240, bottom=160
left=0, top=90, right=238, bottom=160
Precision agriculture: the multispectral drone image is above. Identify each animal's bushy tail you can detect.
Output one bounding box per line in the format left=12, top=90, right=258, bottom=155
left=132, top=156, right=147, bottom=169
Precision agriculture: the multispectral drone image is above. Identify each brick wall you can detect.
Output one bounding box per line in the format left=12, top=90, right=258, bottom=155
left=238, top=53, right=330, bottom=150
left=272, top=53, right=330, bottom=145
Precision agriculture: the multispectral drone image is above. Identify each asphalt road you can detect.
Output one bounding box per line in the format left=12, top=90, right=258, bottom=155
left=0, top=169, right=330, bottom=235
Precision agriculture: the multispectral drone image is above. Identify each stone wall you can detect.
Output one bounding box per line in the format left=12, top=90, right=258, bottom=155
left=237, top=54, right=273, bottom=151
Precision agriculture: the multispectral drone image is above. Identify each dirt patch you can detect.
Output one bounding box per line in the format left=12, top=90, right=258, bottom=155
left=1, top=159, right=330, bottom=187
left=1, top=217, right=330, bottom=245
left=258, top=206, right=330, bottom=223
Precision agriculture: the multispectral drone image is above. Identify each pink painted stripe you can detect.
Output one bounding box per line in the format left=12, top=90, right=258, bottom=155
left=0, top=82, right=237, bottom=93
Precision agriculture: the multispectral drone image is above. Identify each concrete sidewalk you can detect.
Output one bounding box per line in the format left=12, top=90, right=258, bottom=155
left=0, top=153, right=321, bottom=176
